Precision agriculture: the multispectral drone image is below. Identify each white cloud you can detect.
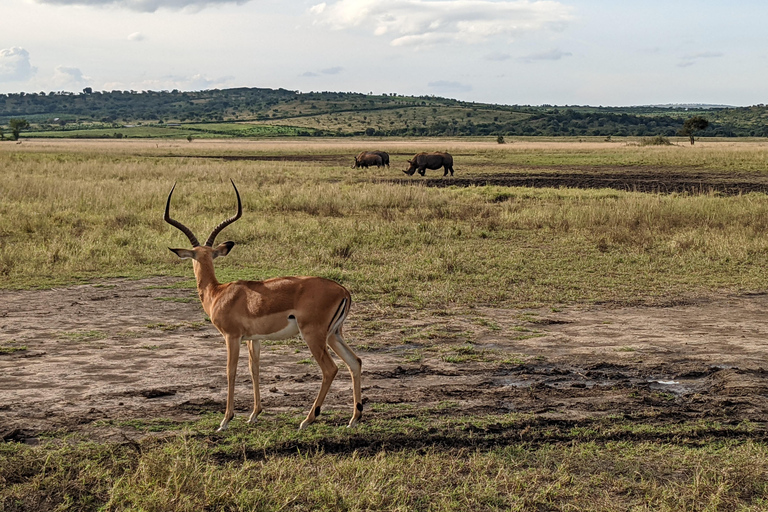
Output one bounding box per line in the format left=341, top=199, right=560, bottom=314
left=428, top=80, right=472, bottom=93
left=486, top=52, right=512, bottom=61
left=302, top=66, right=344, bottom=78
left=52, top=66, right=92, bottom=88
left=127, top=32, right=145, bottom=41
left=310, top=0, right=574, bottom=47
left=678, top=51, right=723, bottom=68
left=520, top=48, right=572, bottom=62
left=32, top=0, right=250, bottom=13
left=102, top=74, right=235, bottom=91
left=0, top=47, right=38, bottom=82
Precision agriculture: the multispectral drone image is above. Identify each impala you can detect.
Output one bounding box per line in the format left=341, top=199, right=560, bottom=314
left=164, top=180, right=362, bottom=431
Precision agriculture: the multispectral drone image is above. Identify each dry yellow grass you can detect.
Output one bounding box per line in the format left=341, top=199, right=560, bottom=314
left=3, top=138, right=768, bottom=307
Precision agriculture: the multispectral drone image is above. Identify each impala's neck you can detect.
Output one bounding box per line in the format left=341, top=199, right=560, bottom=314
left=192, top=256, right=221, bottom=312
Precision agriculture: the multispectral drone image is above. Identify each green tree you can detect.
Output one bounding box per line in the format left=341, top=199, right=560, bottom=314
left=680, top=116, right=709, bottom=145
left=9, top=118, right=30, bottom=141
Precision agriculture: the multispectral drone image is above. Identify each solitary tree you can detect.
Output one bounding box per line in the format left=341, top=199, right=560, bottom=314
left=9, top=118, right=30, bottom=141
left=680, top=116, right=709, bottom=145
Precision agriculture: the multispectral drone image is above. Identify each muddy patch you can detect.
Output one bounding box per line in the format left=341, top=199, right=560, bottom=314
left=163, top=156, right=768, bottom=195
left=1, top=279, right=767, bottom=443
left=388, top=167, right=768, bottom=195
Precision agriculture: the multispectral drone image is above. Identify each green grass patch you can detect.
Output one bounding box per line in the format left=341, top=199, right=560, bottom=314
left=472, top=317, right=502, bottom=330
left=0, top=345, right=27, bottom=354
left=59, top=330, right=107, bottom=342
left=93, top=418, right=185, bottom=433
left=1, top=415, right=766, bottom=511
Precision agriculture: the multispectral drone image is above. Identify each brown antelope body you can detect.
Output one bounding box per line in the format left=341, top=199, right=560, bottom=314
left=164, top=180, right=362, bottom=430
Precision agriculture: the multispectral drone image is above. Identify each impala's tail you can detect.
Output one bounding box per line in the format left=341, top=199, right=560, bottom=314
left=328, top=297, right=348, bottom=335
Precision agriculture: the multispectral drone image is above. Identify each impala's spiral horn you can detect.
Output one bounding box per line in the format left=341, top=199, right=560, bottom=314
left=164, top=182, right=200, bottom=247
left=205, top=179, right=242, bottom=247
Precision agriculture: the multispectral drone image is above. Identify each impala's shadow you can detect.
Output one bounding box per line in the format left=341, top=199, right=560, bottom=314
left=204, top=415, right=767, bottom=463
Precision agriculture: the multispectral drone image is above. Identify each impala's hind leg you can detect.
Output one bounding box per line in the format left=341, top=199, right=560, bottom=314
left=246, top=340, right=263, bottom=423
left=298, top=325, right=338, bottom=429
left=327, top=328, right=363, bottom=427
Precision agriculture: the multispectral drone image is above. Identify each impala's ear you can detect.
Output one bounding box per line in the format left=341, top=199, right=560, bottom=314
left=212, top=241, right=235, bottom=259
left=169, top=248, right=196, bottom=260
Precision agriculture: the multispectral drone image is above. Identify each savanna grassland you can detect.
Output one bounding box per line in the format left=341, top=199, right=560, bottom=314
left=1, top=138, right=768, bottom=511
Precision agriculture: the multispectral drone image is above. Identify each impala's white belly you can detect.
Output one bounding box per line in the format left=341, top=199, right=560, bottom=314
left=242, top=316, right=300, bottom=341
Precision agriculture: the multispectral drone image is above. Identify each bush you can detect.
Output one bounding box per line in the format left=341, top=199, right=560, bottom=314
left=640, top=135, right=673, bottom=146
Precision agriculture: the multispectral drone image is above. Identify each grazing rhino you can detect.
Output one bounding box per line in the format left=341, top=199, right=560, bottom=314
left=404, top=152, right=454, bottom=177
left=370, top=150, right=390, bottom=168
left=352, top=151, right=384, bottom=169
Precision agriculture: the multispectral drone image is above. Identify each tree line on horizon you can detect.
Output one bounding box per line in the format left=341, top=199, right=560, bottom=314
left=0, top=87, right=766, bottom=139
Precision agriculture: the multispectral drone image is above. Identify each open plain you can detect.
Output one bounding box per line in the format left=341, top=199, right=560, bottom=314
left=1, top=138, right=768, bottom=510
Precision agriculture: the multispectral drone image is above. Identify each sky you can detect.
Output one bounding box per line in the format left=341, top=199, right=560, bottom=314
left=1, top=0, right=766, bottom=106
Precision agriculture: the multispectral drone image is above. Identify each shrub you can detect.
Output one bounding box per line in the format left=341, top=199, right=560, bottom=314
left=640, top=135, right=673, bottom=146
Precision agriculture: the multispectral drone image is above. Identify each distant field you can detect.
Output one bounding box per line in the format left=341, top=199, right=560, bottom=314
left=4, top=137, right=768, bottom=298
left=23, top=123, right=317, bottom=139
left=3, top=138, right=768, bottom=302
left=1, top=138, right=767, bottom=511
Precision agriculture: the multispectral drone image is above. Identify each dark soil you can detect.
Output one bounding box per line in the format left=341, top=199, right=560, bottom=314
left=389, top=166, right=768, bottom=196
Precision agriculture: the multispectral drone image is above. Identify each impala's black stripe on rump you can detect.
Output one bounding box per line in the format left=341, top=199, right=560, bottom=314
left=327, top=298, right=347, bottom=333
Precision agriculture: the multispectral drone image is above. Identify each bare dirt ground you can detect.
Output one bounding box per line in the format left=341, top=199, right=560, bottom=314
left=382, top=160, right=768, bottom=195
left=1, top=278, right=767, bottom=444
left=394, top=168, right=768, bottom=195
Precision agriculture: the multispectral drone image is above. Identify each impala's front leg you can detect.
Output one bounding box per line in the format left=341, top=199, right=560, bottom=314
left=218, top=334, right=241, bottom=432
left=246, top=340, right=263, bottom=423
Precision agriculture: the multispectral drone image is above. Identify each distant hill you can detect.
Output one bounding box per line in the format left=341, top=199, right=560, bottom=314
left=1, top=87, right=766, bottom=139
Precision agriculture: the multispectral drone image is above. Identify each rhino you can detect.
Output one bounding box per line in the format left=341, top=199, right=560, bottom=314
left=370, top=150, right=390, bottom=168
left=352, top=151, right=384, bottom=169
left=404, top=152, right=454, bottom=177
